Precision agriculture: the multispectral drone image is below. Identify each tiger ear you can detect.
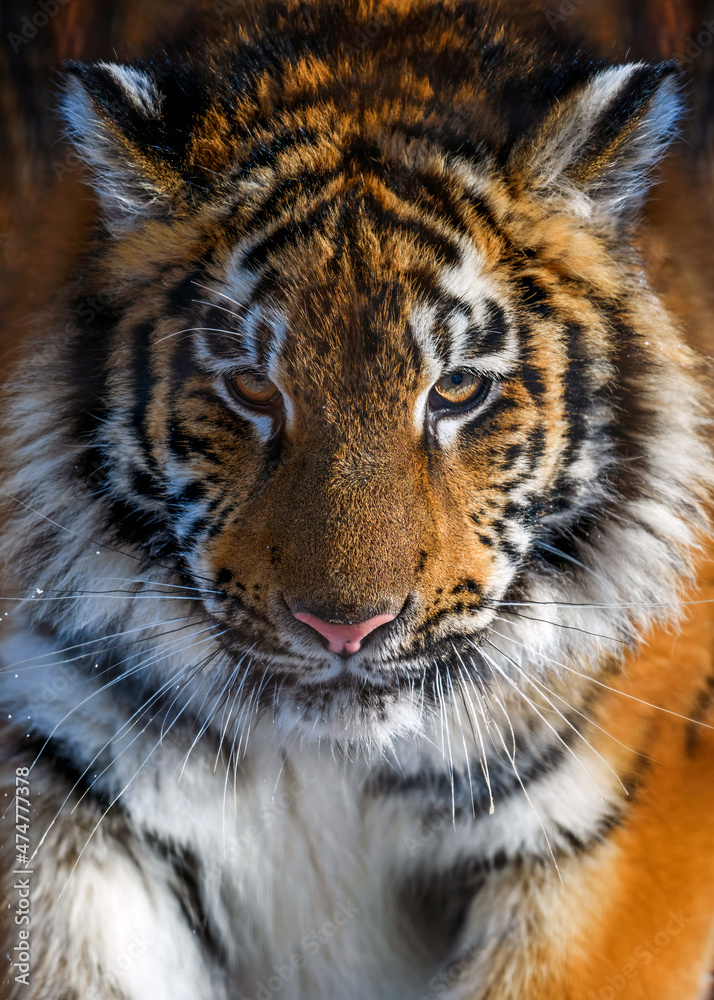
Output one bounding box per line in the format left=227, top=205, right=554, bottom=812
left=62, top=61, right=183, bottom=232
left=510, top=62, right=681, bottom=218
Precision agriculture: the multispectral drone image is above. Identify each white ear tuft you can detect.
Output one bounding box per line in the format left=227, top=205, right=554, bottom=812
left=61, top=62, right=173, bottom=234
left=94, top=63, right=162, bottom=116
left=511, top=62, right=681, bottom=219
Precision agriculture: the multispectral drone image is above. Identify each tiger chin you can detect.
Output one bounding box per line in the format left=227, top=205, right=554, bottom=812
left=2, top=2, right=714, bottom=999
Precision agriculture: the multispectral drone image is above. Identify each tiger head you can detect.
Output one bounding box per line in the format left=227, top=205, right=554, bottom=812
left=3, top=1, right=711, bottom=745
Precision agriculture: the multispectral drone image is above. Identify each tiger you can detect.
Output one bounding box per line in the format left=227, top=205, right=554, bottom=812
left=1, top=0, right=714, bottom=997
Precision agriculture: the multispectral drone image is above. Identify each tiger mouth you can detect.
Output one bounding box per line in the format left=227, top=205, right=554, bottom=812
left=213, top=624, right=491, bottom=685
left=207, top=589, right=494, bottom=670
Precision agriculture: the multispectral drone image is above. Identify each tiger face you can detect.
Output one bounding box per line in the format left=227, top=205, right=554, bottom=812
left=7, top=3, right=710, bottom=744
left=164, top=207, right=605, bottom=724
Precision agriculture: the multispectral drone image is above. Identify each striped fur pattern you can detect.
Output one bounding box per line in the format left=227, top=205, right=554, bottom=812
left=1, top=2, right=713, bottom=998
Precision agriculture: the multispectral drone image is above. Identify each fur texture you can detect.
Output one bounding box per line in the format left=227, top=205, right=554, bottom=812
left=1, top=2, right=713, bottom=998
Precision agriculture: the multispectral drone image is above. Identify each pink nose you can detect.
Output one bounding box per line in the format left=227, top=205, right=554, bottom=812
left=293, top=611, right=396, bottom=654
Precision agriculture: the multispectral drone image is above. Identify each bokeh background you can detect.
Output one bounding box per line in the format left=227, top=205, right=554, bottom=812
left=0, top=0, right=713, bottom=362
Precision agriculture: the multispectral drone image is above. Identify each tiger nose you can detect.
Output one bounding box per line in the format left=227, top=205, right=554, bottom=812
left=293, top=611, right=396, bottom=654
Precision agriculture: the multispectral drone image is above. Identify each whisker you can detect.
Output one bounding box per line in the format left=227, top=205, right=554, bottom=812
left=481, top=638, right=623, bottom=797
left=452, top=654, right=494, bottom=814
left=213, top=656, right=253, bottom=772
left=445, top=654, right=476, bottom=819
left=56, top=663, right=206, bottom=901
left=535, top=541, right=617, bottom=593
left=0, top=594, right=208, bottom=602
left=501, top=609, right=627, bottom=644
left=435, top=669, right=456, bottom=823
left=0, top=620, right=211, bottom=825
left=433, top=677, right=447, bottom=766
left=154, top=326, right=246, bottom=345
left=488, top=623, right=714, bottom=732
left=222, top=664, right=259, bottom=842
left=489, top=617, right=650, bottom=760
left=28, top=622, right=218, bottom=773
left=158, top=645, right=227, bottom=740
left=0, top=612, right=208, bottom=673
left=93, top=577, right=223, bottom=595
left=190, top=297, right=246, bottom=326
left=30, top=646, right=207, bottom=862
left=69, top=658, right=208, bottom=817
left=1, top=579, right=221, bottom=597
left=176, top=651, right=242, bottom=781
left=480, top=665, right=562, bottom=880
left=237, top=663, right=270, bottom=761
left=0, top=490, right=217, bottom=587
left=159, top=631, right=230, bottom=739
left=499, top=599, right=714, bottom=610
left=191, top=280, right=245, bottom=311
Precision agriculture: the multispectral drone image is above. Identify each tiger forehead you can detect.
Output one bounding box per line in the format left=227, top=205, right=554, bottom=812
left=203, top=179, right=511, bottom=361
left=185, top=57, right=478, bottom=182
left=210, top=249, right=510, bottom=386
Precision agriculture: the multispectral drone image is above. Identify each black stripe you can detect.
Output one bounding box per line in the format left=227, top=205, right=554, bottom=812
left=366, top=737, right=566, bottom=820
left=362, top=197, right=462, bottom=267
left=237, top=127, right=320, bottom=177
left=166, top=268, right=208, bottom=316
left=131, top=322, right=160, bottom=472
left=686, top=672, right=714, bottom=756
left=477, top=300, right=509, bottom=355
left=242, top=198, right=337, bottom=273
left=464, top=192, right=502, bottom=235
left=379, top=161, right=473, bottom=241
left=240, top=167, right=339, bottom=240
left=515, top=274, right=552, bottom=318
left=516, top=323, right=547, bottom=399
left=22, top=732, right=112, bottom=812
left=168, top=480, right=208, bottom=507
left=102, top=495, right=174, bottom=558
left=561, top=321, right=589, bottom=456
left=66, top=290, right=121, bottom=471
left=144, top=835, right=227, bottom=965
left=398, top=856, right=488, bottom=962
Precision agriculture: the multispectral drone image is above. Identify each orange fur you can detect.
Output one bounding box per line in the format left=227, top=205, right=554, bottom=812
left=487, top=551, right=714, bottom=999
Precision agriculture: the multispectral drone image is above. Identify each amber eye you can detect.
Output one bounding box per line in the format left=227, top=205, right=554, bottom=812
left=429, top=371, right=489, bottom=410
left=232, top=370, right=281, bottom=406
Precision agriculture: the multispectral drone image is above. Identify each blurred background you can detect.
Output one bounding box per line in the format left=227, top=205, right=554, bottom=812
left=1, top=0, right=713, bottom=361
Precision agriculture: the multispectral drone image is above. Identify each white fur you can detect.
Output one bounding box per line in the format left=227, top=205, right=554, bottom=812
left=62, top=68, right=166, bottom=232
left=514, top=63, right=682, bottom=218
left=0, top=630, right=625, bottom=1000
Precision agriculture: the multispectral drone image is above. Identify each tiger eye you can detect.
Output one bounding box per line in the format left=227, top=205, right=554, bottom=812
left=233, top=370, right=281, bottom=406
left=431, top=371, right=486, bottom=408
